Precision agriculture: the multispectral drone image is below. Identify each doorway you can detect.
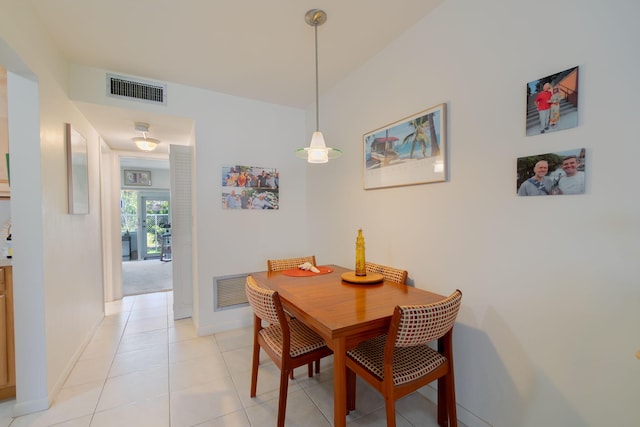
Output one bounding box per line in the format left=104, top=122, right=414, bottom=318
left=121, top=188, right=173, bottom=296
left=140, top=195, right=170, bottom=260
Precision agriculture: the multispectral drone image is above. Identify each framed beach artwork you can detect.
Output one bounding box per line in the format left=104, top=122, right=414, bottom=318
left=66, top=123, right=89, bottom=214
left=363, top=103, right=446, bottom=190
left=221, top=165, right=279, bottom=210
left=526, top=66, right=579, bottom=136
left=516, top=148, right=586, bottom=196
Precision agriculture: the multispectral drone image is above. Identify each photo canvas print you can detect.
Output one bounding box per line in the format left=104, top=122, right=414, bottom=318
left=526, top=66, right=579, bottom=136
left=516, top=148, right=585, bottom=196
left=222, top=165, right=279, bottom=210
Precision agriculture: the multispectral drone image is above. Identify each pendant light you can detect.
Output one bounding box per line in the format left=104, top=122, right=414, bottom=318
left=296, top=9, right=342, bottom=163
left=132, top=122, right=160, bottom=152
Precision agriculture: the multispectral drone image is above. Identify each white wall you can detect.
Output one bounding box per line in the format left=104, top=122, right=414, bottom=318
left=189, top=92, right=310, bottom=334
left=306, top=0, right=640, bottom=426
left=70, top=64, right=312, bottom=333
left=0, top=1, right=104, bottom=414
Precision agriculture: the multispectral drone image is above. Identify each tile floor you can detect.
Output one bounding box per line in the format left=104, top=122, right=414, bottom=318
left=0, top=291, right=462, bottom=426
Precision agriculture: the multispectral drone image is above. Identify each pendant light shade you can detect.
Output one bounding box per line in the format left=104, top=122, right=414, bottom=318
left=132, top=122, right=160, bottom=152
left=296, top=9, right=342, bottom=163
left=296, top=131, right=342, bottom=163
left=133, top=137, right=159, bottom=152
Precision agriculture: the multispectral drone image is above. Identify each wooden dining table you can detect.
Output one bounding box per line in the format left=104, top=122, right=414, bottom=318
left=252, top=264, right=447, bottom=427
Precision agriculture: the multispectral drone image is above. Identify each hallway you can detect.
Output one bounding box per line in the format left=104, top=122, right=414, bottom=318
left=0, top=291, right=459, bottom=426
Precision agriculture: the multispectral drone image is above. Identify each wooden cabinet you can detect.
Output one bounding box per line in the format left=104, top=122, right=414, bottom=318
left=0, top=266, right=15, bottom=399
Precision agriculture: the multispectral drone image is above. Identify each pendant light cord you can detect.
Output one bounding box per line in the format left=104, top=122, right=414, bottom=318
left=314, top=23, right=320, bottom=132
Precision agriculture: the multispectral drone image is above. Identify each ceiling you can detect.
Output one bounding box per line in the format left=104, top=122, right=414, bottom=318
left=30, top=0, right=444, bottom=159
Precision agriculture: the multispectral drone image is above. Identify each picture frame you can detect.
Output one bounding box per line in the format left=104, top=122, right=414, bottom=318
left=516, top=148, right=586, bottom=196
left=221, top=165, right=279, bottom=210
left=363, top=103, right=446, bottom=190
left=124, top=169, right=152, bottom=186
left=66, top=123, right=89, bottom=214
left=526, top=66, right=579, bottom=136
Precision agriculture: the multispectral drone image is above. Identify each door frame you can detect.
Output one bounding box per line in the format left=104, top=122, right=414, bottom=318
left=138, top=191, right=170, bottom=260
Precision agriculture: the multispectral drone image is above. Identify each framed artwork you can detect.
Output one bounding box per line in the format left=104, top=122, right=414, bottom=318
left=516, top=148, right=586, bottom=196
left=124, top=169, right=152, bottom=186
left=526, top=66, right=579, bottom=136
left=221, top=165, right=279, bottom=210
left=363, top=103, right=446, bottom=190
left=66, top=123, right=89, bottom=214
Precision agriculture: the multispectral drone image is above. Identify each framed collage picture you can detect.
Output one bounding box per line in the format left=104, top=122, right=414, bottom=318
left=222, top=165, right=279, bottom=210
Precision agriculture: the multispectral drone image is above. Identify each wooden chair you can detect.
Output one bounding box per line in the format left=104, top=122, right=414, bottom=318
left=245, top=275, right=333, bottom=427
left=267, top=255, right=317, bottom=272
left=346, top=290, right=463, bottom=427
left=267, top=255, right=322, bottom=375
left=365, top=261, right=408, bottom=285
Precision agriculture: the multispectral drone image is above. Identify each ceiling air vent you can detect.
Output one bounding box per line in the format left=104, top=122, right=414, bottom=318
left=106, top=73, right=167, bottom=105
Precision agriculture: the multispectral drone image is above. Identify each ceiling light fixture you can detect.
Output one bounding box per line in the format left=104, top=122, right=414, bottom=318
left=296, top=9, right=342, bottom=164
left=132, top=122, right=159, bottom=152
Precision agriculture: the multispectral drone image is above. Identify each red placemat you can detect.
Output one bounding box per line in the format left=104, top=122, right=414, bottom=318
left=281, top=266, right=334, bottom=277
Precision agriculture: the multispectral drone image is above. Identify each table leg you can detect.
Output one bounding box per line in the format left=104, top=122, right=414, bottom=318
left=333, top=337, right=347, bottom=427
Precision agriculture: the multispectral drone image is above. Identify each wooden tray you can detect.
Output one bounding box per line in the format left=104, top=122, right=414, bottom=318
left=340, top=271, right=384, bottom=284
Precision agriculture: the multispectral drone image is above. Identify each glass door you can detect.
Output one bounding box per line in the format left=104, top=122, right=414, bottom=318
left=140, top=195, right=170, bottom=260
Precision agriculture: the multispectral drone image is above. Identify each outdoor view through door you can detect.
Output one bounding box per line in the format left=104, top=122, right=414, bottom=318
left=121, top=190, right=172, bottom=295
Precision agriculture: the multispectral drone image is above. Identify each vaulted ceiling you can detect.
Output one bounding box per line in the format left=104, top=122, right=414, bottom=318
left=29, top=0, right=444, bottom=156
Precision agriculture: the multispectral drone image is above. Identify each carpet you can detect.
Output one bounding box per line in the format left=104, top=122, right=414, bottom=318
left=122, top=259, right=172, bottom=296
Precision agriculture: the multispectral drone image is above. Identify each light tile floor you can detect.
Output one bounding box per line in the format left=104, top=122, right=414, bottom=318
left=0, top=291, right=463, bottom=426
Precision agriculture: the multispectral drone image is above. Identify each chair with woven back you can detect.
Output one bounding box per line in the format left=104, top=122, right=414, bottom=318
left=267, top=255, right=321, bottom=377
left=365, top=261, right=408, bottom=285
left=245, top=275, right=333, bottom=427
left=267, top=255, right=317, bottom=272
left=345, top=289, right=463, bottom=427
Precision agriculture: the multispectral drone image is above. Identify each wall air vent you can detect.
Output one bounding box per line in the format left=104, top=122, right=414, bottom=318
left=214, top=274, right=249, bottom=311
left=106, top=73, right=167, bottom=105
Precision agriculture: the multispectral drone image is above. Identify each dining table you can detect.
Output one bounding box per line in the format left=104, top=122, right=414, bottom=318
left=252, top=264, right=448, bottom=427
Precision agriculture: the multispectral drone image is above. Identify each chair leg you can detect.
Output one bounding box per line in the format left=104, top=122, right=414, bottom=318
left=277, top=368, right=291, bottom=427
left=384, top=396, right=397, bottom=427
left=315, top=358, right=320, bottom=374
left=250, top=343, right=260, bottom=397
left=346, top=367, right=356, bottom=412
left=438, top=376, right=446, bottom=426
left=444, top=372, right=458, bottom=427
left=308, top=362, right=313, bottom=377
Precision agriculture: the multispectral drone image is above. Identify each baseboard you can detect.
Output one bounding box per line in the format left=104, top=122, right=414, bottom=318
left=418, top=385, right=493, bottom=427
left=13, top=313, right=104, bottom=417
left=12, top=395, right=50, bottom=417
left=196, top=315, right=252, bottom=336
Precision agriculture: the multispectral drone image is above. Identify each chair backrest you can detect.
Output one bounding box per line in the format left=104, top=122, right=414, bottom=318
left=267, top=255, right=317, bottom=272
left=392, top=290, right=462, bottom=347
left=245, top=275, right=281, bottom=324
left=365, top=261, right=408, bottom=285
